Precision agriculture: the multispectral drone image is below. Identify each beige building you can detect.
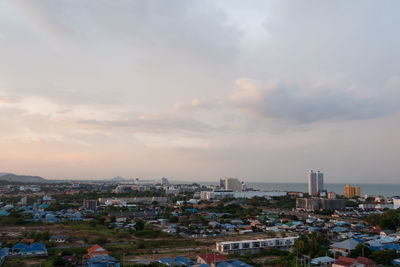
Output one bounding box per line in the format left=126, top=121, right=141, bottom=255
left=344, top=184, right=360, bottom=198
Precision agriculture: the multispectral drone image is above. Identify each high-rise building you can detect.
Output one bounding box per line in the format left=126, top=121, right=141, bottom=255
left=344, top=184, right=361, bottom=198
left=83, top=199, right=97, bottom=210
left=308, top=170, right=317, bottom=196
left=316, top=171, right=323, bottom=193
left=220, top=178, right=243, bottom=192
left=308, top=170, right=324, bottom=196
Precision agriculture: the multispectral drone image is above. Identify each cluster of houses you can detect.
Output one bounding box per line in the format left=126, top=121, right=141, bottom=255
left=158, top=253, right=254, bottom=267
left=0, top=241, right=47, bottom=264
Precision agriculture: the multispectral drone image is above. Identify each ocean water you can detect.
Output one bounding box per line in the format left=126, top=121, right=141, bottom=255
left=247, top=183, right=400, bottom=198
left=189, top=182, right=400, bottom=198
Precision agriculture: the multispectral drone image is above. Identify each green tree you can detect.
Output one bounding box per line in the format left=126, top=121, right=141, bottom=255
left=135, top=221, right=145, bottom=231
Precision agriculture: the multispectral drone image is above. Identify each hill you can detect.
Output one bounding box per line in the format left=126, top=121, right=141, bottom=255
left=0, top=173, right=47, bottom=183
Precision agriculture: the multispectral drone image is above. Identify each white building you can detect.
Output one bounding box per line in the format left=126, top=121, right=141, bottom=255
left=308, top=170, right=324, bottom=196
left=200, top=190, right=286, bottom=200
left=393, top=197, right=400, bottom=209
left=216, top=237, right=298, bottom=254
left=165, top=186, right=179, bottom=195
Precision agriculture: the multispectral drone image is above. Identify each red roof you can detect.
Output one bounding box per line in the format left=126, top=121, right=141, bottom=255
left=337, top=257, right=356, bottom=263
left=356, top=256, right=376, bottom=266
left=87, top=244, right=109, bottom=258
left=198, top=253, right=227, bottom=264
left=334, top=261, right=355, bottom=267
left=335, top=256, right=357, bottom=267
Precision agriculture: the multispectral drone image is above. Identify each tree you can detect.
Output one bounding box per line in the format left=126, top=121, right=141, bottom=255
left=349, top=243, right=371, bottom=258
left=135, top=221, right=145, bottom=231
left=51, top=255, right=66, bottom=267
left=97, top=217, right=106, bottom=225
left=370, top=250, right=397, bottom=265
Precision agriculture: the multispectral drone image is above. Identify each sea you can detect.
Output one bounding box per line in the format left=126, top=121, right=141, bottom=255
left=247, top=183, right=400, bottom=198
left=174, top=181, right=400, bottom=198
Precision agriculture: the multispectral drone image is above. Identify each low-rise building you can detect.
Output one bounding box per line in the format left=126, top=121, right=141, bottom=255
left=216, top=237, right=298, bottom=254
left=296, top=198, right=346, bottom=211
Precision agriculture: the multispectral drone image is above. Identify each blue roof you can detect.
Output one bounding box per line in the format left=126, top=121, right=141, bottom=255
left=87, top=255, right=119, bottom=264
left=217, top=260, right=253, bottom=267
left=232, top=260, right=253, bottom=267
left=186, top=208, right=198, bottom=212
left=20, top=242, right=46, bottom=253
left=382, top=243, right=400, bottom=250
left=159, top=258, right=174, bottom=265
left=332, top=227, right=347, bottom=232
left=12, top=243, right=28, bottom=250
left=160, top=257, right=194, bottom=266
left=175, top=256, right=194, bottom=265
left=217, top=262, right=230, bottom=267
left=0, top=210, right=9, bottom=216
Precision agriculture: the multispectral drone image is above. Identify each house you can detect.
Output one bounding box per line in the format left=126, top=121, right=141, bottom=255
left=392, top=258, right=400, bottom=265
left=0, top=250, right=6, bottom=265
left=11, top=243, right=28, bottom=255
left=19, top=242, right=47, bottom=256
left=197, top=253, right=228, bottom=266
left=331, top=239, right=359, bottom=256
left=134, top=210, right=156, bottom=220
left=87, top=255, right=120, bottom=267
left=86, top=244, right=109, bottom=258
left=49, top=235, right=69, bottom=243
left=311, top=256, right=335, bottom=266
left=356, top=257, right=376, bottom=266
left=380, top=230, right=393, bottom=237
left=332, top=257, right=358, bottom=267
left=332, top=256, right=376, bottom=267
left=159, top=256, right=194, bottom=266
left=0, top=210, right=9, bottom=217
left=217, top=260, right=254, bottom=267
left=45, top=213, right=59, bottom=223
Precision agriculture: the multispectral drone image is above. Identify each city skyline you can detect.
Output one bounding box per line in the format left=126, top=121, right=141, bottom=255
left=1, top=1, right=400, bottom=183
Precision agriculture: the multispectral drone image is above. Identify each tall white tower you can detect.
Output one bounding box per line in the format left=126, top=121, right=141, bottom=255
left=308, top=170, right=317, bottom=196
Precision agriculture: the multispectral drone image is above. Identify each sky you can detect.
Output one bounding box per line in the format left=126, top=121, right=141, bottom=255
left=0, top=0, right=399, bottom=183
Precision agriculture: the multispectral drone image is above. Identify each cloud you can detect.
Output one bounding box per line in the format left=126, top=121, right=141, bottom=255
left=78, top=113, right=218, bottom=135
left=230, top=78, right=399, bottom=124
left=0, top=96, right=22, bottom=104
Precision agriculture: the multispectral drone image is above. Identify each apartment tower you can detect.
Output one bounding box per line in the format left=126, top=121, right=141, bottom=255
left=308, top=170, right=324, bottom=196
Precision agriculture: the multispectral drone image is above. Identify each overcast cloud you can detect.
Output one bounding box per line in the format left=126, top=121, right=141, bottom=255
left=0, top=0, right=399, bottom=183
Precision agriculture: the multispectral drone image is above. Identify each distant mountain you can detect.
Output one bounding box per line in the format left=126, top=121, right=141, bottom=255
left=0, top=173, right=47, bottom=183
